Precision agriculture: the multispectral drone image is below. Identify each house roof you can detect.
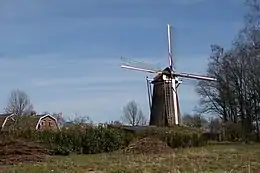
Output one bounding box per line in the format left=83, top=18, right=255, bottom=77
left=0, top=113, right=59, bottom=131
left=14, top=114, right=59, bottom=130
left=35, top=114, right=59, bottom=130
left=0, top=113, right=15, bottom=130
left=0, top=113, right=13, bottom=126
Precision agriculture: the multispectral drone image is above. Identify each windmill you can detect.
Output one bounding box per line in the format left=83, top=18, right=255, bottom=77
left=120, top=24, right=217, bottom=127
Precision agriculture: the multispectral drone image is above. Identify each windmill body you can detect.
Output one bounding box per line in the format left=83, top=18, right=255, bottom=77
left=149, top=68, right=175, bottom=126
left=120, top=24, right=217, bottom=127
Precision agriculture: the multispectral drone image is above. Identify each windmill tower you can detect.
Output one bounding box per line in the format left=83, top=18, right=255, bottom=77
left=121, top=24, right=217, bottom=127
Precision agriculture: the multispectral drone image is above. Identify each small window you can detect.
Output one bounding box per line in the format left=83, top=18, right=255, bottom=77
left=49, top=122, right=52, bottom=126
left=41, top=121, right=45, bottom=126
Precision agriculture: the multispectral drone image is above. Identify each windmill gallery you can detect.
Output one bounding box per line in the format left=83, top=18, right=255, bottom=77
left=121, top=24, right=217, bottom=127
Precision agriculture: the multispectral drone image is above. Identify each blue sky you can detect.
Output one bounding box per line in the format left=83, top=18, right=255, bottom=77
left=0, top=0, right=246, bottom=122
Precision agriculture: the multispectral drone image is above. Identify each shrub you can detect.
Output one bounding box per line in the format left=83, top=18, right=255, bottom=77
left=0, top=125, right=133, bottom=155
left=122, top=126, right=206, bottom=148
left=0, top=124, right=206, bottom=155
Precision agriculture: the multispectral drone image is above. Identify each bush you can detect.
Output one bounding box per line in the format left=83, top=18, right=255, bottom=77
left=0, top=125, right=206, bottom=155
left=0, top=125, right=133, bottom=155
left=122, top=126, right=206, bottom=148
left=202, top=132, right=220, bottom=142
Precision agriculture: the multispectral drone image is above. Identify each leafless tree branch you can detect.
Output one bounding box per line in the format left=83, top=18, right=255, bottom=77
left=4, top=89, right=33, bottom=116
left=121, top=100, right=147, bottom=126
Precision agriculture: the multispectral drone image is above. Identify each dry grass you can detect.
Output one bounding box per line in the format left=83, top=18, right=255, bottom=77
left=1, top=144, right=260, bottom=173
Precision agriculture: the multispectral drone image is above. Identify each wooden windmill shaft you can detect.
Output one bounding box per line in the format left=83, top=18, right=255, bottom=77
left=120, top=24, right=217, bottom=127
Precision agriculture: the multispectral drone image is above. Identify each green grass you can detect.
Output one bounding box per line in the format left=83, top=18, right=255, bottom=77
left=2, top=144, right=260, bottom=173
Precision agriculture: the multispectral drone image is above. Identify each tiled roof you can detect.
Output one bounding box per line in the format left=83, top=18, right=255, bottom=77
left=0, top=113, right=13, bottom=126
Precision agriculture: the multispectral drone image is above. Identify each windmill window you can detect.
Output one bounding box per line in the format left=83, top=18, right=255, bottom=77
left=41, top=121, right=45, bottom=126
left=49, top=122, right=52, bottom=126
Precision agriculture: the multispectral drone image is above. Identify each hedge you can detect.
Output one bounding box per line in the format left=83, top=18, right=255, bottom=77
left=0, top=124, right=205, bottom=155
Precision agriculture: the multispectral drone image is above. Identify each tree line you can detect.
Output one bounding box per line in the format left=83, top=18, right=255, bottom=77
left=196, top=0, right=260, bottom=141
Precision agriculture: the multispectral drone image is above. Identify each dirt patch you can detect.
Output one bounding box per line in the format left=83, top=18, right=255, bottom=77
left=123, top=137, right=173, bottom=155
left=0, top=139, right=50, bottom=165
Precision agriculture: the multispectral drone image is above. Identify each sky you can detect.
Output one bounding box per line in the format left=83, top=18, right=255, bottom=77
left=0, top=0, right=247, bottom=123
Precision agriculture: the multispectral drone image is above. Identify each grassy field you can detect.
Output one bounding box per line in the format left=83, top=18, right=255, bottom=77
left=1, top=143, right=260, bottom=173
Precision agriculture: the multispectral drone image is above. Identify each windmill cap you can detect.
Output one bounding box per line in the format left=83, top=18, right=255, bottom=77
left=151, top=67, right=173, bottom=83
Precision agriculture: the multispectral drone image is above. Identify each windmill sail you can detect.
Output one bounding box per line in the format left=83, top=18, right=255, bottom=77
left=121, top=65, right=159, bottom=73
left=175, top=89, right=181, bottom=125
left=175, top=72, right=217, bottom=81
left=121, top=57, right=162, bottom=73
left=146, top=76, right=152, bottom=112
left=167, top=24, right=174, bottom=71
left=167, top=24, right=179, bottom=125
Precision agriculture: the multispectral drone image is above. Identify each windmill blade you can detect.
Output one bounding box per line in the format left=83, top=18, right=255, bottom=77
left=121, top=65, right=161, bottom=74
left=167, top=24, right=174, bottom=71
left=175, top=72, right=217, bottom=81
left=175, top=90, right=181, bottom=125
left=121, top=57, right=162, bottom=72
left=146, top=76, right=152, bottom=112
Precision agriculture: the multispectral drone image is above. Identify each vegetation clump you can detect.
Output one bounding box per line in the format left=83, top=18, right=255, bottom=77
left=123, top=137, right=173, bottom=154
left=0, top=124, right=205, bottom=159
left=0, top=139, right=50, bottom=165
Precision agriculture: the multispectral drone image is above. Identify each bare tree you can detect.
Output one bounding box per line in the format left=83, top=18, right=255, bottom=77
left=52, top=112, right=65, bottom=126
left=122, top=100, right=147, bottom=126
left=139, top=110, right=148, bottom=125
left=208, top=117, right=222, bottom=133
left=106, top=120, right=123, bottom=126
left=68, top=113, right=93, bottom=125
left=196, top=0, right=260, bottom=141
left=103, top=120, right=122, bottom=129
left=4, top=89, right=33, bottom=115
